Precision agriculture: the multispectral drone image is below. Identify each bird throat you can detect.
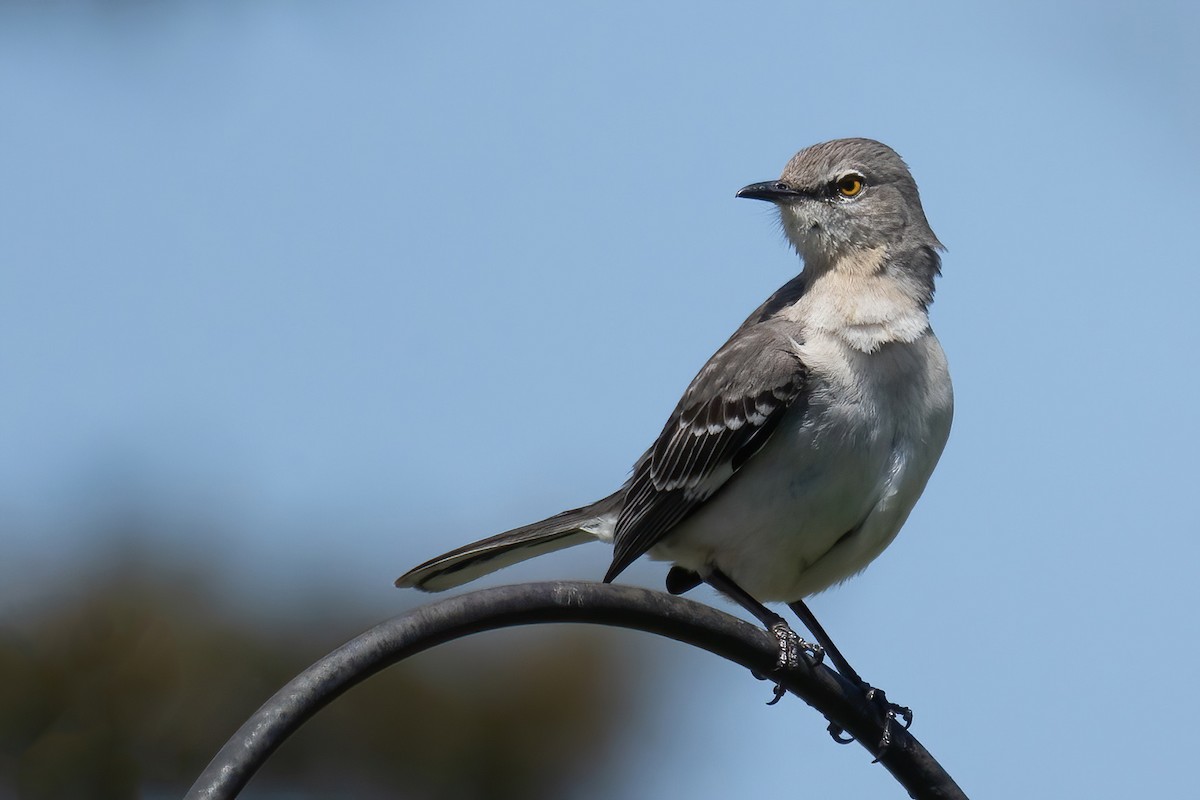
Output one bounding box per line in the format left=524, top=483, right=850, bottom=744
left=787, top=247, right=931, bottom=353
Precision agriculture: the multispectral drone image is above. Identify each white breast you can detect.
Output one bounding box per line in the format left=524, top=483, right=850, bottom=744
left=651, top=330, right=953, bottom=602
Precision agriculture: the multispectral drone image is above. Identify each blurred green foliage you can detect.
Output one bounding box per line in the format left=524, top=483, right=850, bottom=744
left=0, top=542, right=637, bottom=799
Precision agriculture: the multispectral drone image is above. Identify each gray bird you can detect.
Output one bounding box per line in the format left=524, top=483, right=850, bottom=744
left=397, top=138, right=952, bottom=711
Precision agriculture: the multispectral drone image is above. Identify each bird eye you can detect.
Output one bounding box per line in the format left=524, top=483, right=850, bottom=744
left=835, top=174, right=864, bottom=198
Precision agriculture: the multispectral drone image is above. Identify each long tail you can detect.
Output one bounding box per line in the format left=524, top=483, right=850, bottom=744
left=395, top=492, right=621, bottom=592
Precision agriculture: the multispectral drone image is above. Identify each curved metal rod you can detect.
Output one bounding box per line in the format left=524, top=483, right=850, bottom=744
left=185, top=581, right=966, bottom=799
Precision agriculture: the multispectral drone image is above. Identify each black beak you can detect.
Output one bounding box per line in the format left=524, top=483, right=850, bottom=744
left=736, top=181, right=803, bottom=202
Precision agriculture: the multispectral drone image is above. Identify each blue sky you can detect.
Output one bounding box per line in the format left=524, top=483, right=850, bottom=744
left=3, top=1, right=1199, bottom=796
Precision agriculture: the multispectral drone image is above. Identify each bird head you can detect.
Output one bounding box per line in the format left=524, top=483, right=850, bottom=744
left=737, top=138, right=942, bottom=269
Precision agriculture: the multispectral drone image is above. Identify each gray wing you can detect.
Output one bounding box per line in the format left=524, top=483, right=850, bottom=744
left=604, top=321, right=808, bottom=582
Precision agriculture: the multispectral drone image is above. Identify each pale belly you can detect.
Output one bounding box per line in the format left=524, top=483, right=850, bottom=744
left=649, top=334, right=953, bottom=602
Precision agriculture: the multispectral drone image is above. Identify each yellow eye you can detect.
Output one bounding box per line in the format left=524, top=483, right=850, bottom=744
left=835, top=175, right=864, bottom=197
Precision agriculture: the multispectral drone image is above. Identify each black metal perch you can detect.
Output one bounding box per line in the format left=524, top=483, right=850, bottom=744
left=185, top=581, right=966, bottom=799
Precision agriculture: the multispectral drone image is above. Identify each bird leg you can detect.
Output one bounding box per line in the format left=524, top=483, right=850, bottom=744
left=787, top=599, right=912, bottom=753
left=786, top=599, right=862, bottom=685
left=681, top=568, right=910, bottom=746
left=698, top=569, right=824, bottom=704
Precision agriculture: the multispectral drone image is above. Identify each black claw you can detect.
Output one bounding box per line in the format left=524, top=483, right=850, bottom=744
left=828, top=722, right=855, bottom=744
left=751, top=665, right=789, bottom=706
left=874, top=721, right=892, bottom=760
left=863, top=688, right=913, bottom=758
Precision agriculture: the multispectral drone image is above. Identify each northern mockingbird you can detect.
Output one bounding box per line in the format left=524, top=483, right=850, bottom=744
left=397, top=138, right=952, bottom=724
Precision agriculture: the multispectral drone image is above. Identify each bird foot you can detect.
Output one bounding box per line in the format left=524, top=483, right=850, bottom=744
left=868, top=687, right=913, bottom=757
left=769, top=620, right=823, bottom=669
left=759, top=621, right=824, bottom=705
left=826, top=685, right=913, bottom=756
